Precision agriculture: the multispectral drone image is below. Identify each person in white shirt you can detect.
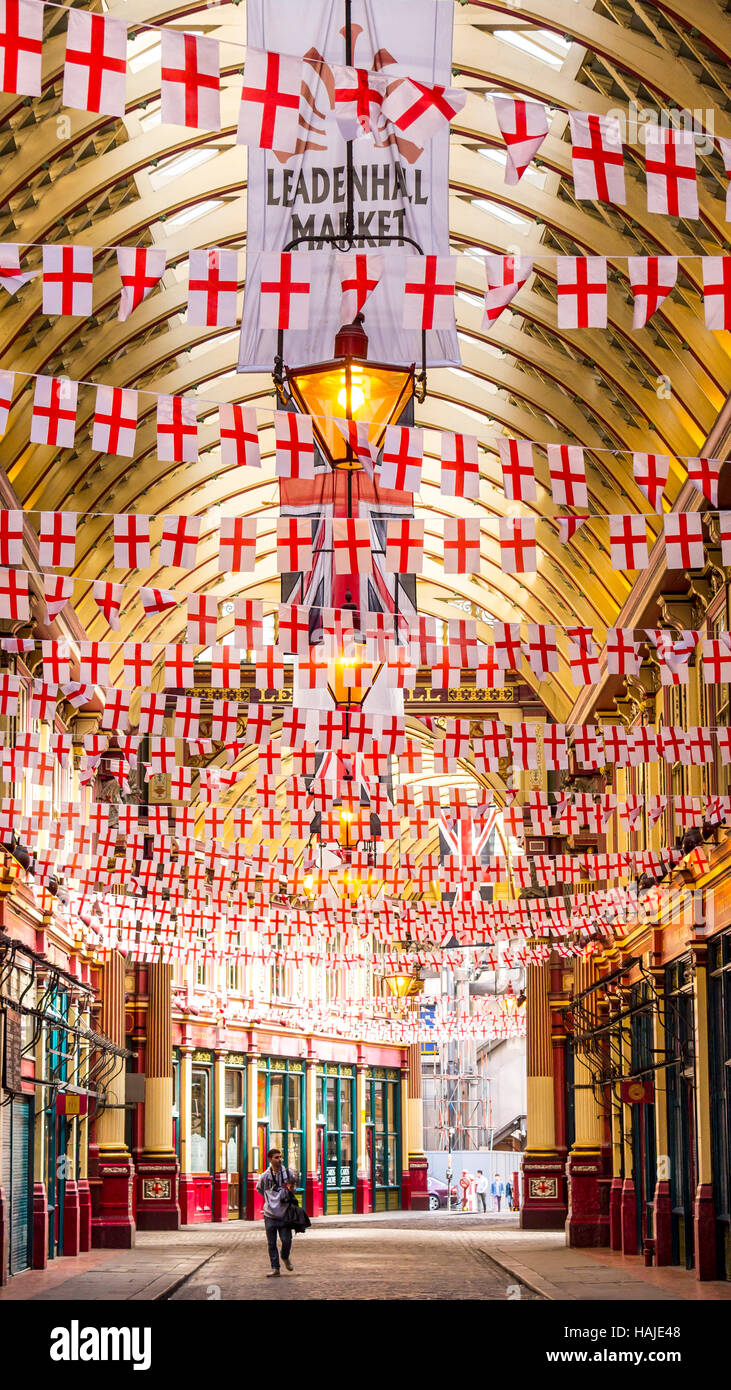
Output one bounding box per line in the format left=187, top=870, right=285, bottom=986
left=475, top=1170, right=489, bottom=1212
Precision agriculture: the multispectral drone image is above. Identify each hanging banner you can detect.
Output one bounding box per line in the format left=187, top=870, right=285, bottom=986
left=238, top=0, right=460, bottom=370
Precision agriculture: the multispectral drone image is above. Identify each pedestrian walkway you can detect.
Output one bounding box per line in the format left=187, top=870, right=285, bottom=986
left=2, top=1213, right=731, bottom=1301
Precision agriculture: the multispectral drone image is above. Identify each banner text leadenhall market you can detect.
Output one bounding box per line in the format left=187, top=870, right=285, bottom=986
left=266, top=162, right=429, bottom=247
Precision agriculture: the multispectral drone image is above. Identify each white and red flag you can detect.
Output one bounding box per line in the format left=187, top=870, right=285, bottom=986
left=402, top=255, right=455, bottom=331
left=720, top=513, right=731, bottom=568
left=163, top=645, right=195, bottom=689
left=632, top=452, right=668, bottom=510
left=42, top=245, right=93, bottom=317
left=499, top=517, right=536, bottom=574
left=557, top=516, right=589, bottom=545
left=609, top=514, right=649, bottom=571
left=384, top=520, right=424, bottom=574
left=274, top=410, right=315, bottom=479
left=547, top=444, right=588, bottom=507
left=569, top=113, right=625, bottom=204
left=92, top=385, right=137, bottom=457
left=380, top=425, right=423, bottom=492
left=116, top=247, right=166, bottom=322
left=338, top=252, right=382, bottom=323
left=649, top=628, right=699, bottom=685
left=720, top=137, right=731, bottom=218
left=39, top=511, right=76, bottom=568
left=628, top=257, right=677, bottom=328
left=219, top=403, right=260, bottom=469
left=187, top=248, right=238, bottom=327
left=686, top=456, right=719, bottom=506
left=523, top=624, right=559, bottom=680
left=444, top=517, right=480, bottom=574
left=43, top=574, right=73, bottom=621
left=333, top=519, right=371, bottom=574
left=159, top=515, right=200, bottom=569
left=62, top=10, right=126, bottom=117
left=567, top=627, right=601, bottom=686
left=333, top=419, right=378, bottom=478
left=492, top=96, right=548, bottom=184
left=123, top=642, right=155, bottom=686
left=186, top=594, right=218, bottom=646
left=161, top=30, right=220, bottom=131
left=381, top=77, right=465, bottom=147
left=0, top=509, right=22, bottom=566
left=483, top=254, right=532, bottom=330
left=93, top=579, right=124, bottom=630
left=606, top=627, right=642, bottom=676
left=156, top=395, right=198, bottom=463
left=218, top=516, right=256, bottom=573
left=260, top=252, right=311, bottom=330
left=665, top=512, right=704, bottom=569
left=498, top=437, right=536, bottom=502
left=440, top=433, right=479, bottom=499
left=0, top=567, right=29, bottom=619
left=0, top=0, right=43, bottom=96
left=0, top=247, right=34, bottom=298
left=276, top=517, right=313, bottom=573
left=333, top=66, right=386, bottom=141
left=645, top=127, right=698, bottom=218
left=702, top=258, right=731, bottom=329
left=113, top=514, right=150, bottom=570
left=31, top=376, right=78, bottom=447
left=140, top=587, right=178, bottom=617
left=556, top=257, right=607, bottom=329
left=237, top=49, right=302, bottom=154
left=78, top=642, right=110, bottom=686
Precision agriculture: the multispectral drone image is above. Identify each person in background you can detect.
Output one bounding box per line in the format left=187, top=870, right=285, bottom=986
left=257, top=1147, right=297, bottom=1277
left=505, top=1178, right=513, bottom=1210
left=475, top=1170, right=489, bottom=1212
left=491, top=1172, right=505, bottom=1212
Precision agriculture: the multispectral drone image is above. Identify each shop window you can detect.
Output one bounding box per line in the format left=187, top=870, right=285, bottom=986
left=190, top=1067, right=210, bottom=1173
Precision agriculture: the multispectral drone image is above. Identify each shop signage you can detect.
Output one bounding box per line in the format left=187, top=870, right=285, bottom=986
left=620, top=1078, right=654, bottom=1104
left=2, top=1006, right=23, bottom=1094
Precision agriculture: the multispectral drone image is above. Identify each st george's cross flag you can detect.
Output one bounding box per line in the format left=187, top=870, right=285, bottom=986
left=274, top=410, right=315, bottom=479
left=92, top=385, right=138, bottom=457
left=42, top=245, right=93, bottom=317
left=645, top=126, right=698, bottom=219
left=702, top=258, right=731, bottom=330
left=440, top=432, right=480, bottom=499
left=0, top=509, right=23, bottom=566
left=338, top=251, right=383, bottom=323
left=402, top=255, right=455, bottom=331
left=443, top=517, right=480, bottom=574
left=113, top=514, right=151, bottom=570
left=38, top=511, right=76, bottom=568
left=62, top=10, right=127, bottom=117
left=384, top=519, right=424, bottom=574
left=156, top=395, right=198, bottom=463
left=632, top=451, right=669, bottom=510
left=492, top=95, right=548, bottom=184
left=664, top=512, right=704, bottom=569
left=186, top=248, right=238, bottom=327
left=219, top=403, right=261, bottom=469
left=31, top=377, right=78, bottom=447
left=498, top=437, right=536, bottom=502
left=686, top=456, right=720, bottom=506
left=498, top=517, right=536, bottom=574
left=556, top=257, right=607, bottom=329
left=0, top=567, right=29, bottom=620
left=218, top=516, right=257, bottom=572
left=260, top=252, right=312, bottom=330
left=380, top=425, right=423, bottom=492
left=116, top=247, right=166, bottom=322
left=43, top=574, right=74, bottom=622
left=93, top=579, right=124, bottom=630
left=483, top=254, right=532, bottom=330
left=333, top=65, right=387, bottom=141
left=380, top=76, right=466, bottom=149
left=609, top=514, right=649, bottom=571
left=0, top=246, right=34, bottom=297
left=0, top=0, right=43, bottom=96
left=568, top=113, right=625, bottom=204
left=159, top=515, right=200, bottom=569
left=237, top=48, right=303, bottom=154
left=160, top=30, right=220, bottom=131
left=628, top=256, right=677, bottom=328
left=547, top=444, right=588, bottom=508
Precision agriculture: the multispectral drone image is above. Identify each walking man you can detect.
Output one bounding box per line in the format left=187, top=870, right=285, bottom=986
left=257, top=1147, right=297, bottom=1277
left=491, top=1172, right=505, bottom=1212
left=475, top=1170, right=488, bottom=1212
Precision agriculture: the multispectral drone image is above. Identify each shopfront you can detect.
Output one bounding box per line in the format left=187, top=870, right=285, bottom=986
left=708, top=929, right=731, bottom=1279
left=257, top=1057, right=305, bottom=1190
left=367, top=1066, right=401, bottom=1211
left=316, top=1063, right=355, bottom=1214
left=188, top=1050, right=214, bottom=1221
left=665, top=956, right=697, bottom=1270
left=224, top=1056, right=246, bottom=1219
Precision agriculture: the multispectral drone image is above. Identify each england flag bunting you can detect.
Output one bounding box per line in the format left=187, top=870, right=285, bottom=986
left=338, top=252, right=383, bottom=323
left=116, top=247, right=167, bottom=322
left=38, top=510, right=76, bottom=567
left=440, top=432, right=479, bottom=499
left=274, top=410, right=315, bottom=479
left=332, top=519, right=372, bottom=574
left=123, top=641, right=155, bottom=685
left=633, top=451, right=669, bottom=509
left=498, top=516, right=536, bottom=573
left=0, top=246, right=34, bottom=297
left=0, top=509, right=22, bottom=565
left=92, top=385, right=138, bottom=457
left=645, top=126, right=698, bottom=218
left=0, top=0, right=43, bottom=96
left=186, top=248, right=238, bottom=327
left=719, top=513, right=731, bottom=567
left=42, top=244, right=93, bottom=317
left=557, top=516, right=589, bottom=544
left=186, top=594, right=218, bottom=646
left=557, top=257, right=607, bottom=329
left=160, top=30, right=220, bottom=131
left=140, top=587, right=178, bottom=616
left=569, top=113, right=625, bottom=204
left=483, top=254, right=532, bottom=330
left=702, top=258, right=731, bottom=329
left=384, top=520, right=424, bottom=574
left=260, top=252, right=311, bottom=330
left=720, top=138, right=731, bottom=218
left=665, top=512, right=704, bottom=569
left=402, top=255, right=455, bottom=331
left=113, top=513, right=150, bottom=570
left=498, top=437, right=536, bottom=502
left=333, top=67, right=386, bottom=141
left=43, top=574, right=73, bottom=621
left=276, top=517, right=313, bottom=573
left=628, top=256, right=677, bottom=328
left=686, top=456, right=719, bottom=505
left=380, top=425, right=423, bottom=492
left=609, top=514, right=649, bottom=571
left=218, top=516, right=256, bottom=572
left=547, top=444, right=588, bottom=507
left=649, top=628, right=699, bottom=685
left=219, top=402, right=260, bottom=469
left=443, top=517, right=480, bottom=574
left=93, top=579, right=124, bottom=630
left=62, top=10, right=127, bottom=118
left=492, top=96, right=548, bottom=184
left=156, top=395, right=198, bottom=463
left=380, top=77, right=466, bottom=149
left=159, top=515, right=200, bottom=569
left=523, top=624, right=559, bottom=679
left=333, top=419, right=378, bottom=478
left=237, top=49, right=303, bottom=154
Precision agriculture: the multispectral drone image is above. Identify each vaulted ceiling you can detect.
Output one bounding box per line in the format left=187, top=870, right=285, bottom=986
left=1, top=0, right=730, bottom=725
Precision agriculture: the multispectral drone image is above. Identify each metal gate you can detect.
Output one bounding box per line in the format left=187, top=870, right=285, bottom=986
left=1, top=1095, right=33, bottom=1276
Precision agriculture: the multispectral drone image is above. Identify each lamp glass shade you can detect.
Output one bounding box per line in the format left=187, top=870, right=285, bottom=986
left=287, top=358, right=414, bottom=468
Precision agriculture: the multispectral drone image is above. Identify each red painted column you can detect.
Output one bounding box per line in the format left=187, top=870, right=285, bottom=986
left=77, top=1180, right=92, bottom=1252
left=62, top=1178, right=81, bottom=1257
left=522, top=961, right=566, bottom=1230
left=566, top=958, right=607, bottom=1247
left=406, top=1038, right=428, bottom=1211
left=32, top=1182, right=49, bottom=1269
left=90, top=951, right=135, bottom=1249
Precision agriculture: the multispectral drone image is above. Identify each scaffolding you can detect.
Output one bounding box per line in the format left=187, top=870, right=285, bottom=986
left=422, top=1044, right=494, bottom=1151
